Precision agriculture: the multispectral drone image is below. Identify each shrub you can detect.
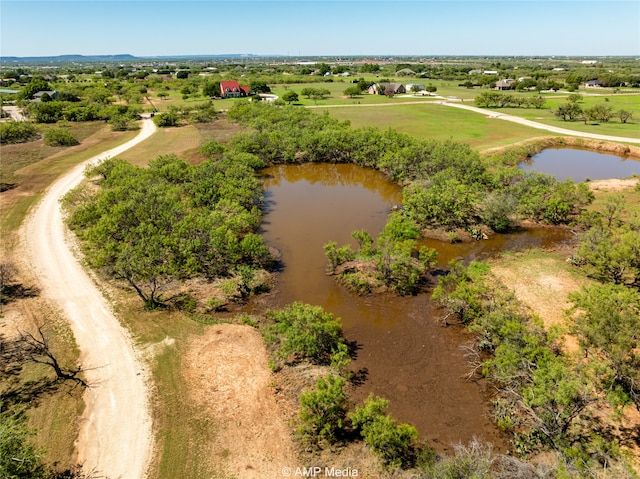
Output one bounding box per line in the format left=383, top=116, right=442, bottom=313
left=349, top=395, right=421, bottom=469
left=265, top=302, right=345, bottom=365
left=298, top=374, right=348, bottom=444
left=0, top=121, right=39, bottom=144
left=43, top=128, right=79, bottom=146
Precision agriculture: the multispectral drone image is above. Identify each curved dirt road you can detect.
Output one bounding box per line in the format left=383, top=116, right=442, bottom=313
left=441, top=101, right=640, bottom=144
left=22, top=118, right=157, bottom=479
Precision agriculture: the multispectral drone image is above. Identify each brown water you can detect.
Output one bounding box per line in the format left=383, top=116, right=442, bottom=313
left=520, top=148, right=640, bottom=182
left=255, top=163, right=570, bottom=451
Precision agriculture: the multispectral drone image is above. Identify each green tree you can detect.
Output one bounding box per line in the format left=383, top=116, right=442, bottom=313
left=250, top=80, right=271, bottom=94
left=343, top=86, right=361, bottom=98
left=0, top=121, right=39, bottom=144
left=19, top=77, right=50, bottom=100
left=349, top=395, right=420, bottom=469
left=360, top=63, right=380, bottom=73
left=298, top=374, right=347, bottom=444
left=554, top=102, right=582, bottom=121
left=44, top=128, right=79, bottom=147
left=266, top=302, right=345, bottom=365
left=618, top=109, right=633, bottom=123
left=281, top=90, right=299, bottom=104
left=569, top=283, right=640, bottom=409
left=0, top=412, right=48, bottom=479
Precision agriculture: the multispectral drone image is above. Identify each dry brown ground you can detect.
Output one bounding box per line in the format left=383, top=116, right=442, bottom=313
left=182, top=323, right=298, bottom=478
left=490, top=251, right=588, bottom=349
left=587, top=177, right=640, bottom=192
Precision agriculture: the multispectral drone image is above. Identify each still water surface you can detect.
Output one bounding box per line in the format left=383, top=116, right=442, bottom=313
left=254, top=163, right=570, bottom=450
left=520, top=148, right=640, bottom=182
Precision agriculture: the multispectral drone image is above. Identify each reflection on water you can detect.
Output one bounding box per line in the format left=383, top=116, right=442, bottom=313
left=253, top=163, right=570, bottom=450
left=520, top=148, right=640, bottom=182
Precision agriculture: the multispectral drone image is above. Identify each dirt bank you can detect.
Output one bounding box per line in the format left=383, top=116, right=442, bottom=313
left=182, top=323, right=297, bottom=478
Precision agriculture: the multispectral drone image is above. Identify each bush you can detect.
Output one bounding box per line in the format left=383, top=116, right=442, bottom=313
left=153, top=111, right=180, bottom=127
left=298, top=374, right=348, bottom=444
left=265, top=302, right=346, bottom=365
left=43, top=128, right=79, bottom=146
left=349, top=395, right=421, bottom=469
left=0, top=121, right=39, bottom=144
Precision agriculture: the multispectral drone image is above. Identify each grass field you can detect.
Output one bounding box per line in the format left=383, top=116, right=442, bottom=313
left=491, top=94, right=640, bottom=139
left=319, top=102, right=553, bottom=149
left=1, top=124, right=137, bottom=238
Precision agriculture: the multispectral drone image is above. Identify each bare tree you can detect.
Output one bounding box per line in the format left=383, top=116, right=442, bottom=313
left=17, top=322, right=88, bottom=387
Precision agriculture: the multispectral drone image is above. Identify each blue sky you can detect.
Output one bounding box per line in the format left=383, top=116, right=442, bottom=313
left=1, top=1, right=639, bottom=57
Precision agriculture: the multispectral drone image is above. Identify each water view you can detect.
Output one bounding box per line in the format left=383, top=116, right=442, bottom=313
left=520, top=148, right=640, bottom=182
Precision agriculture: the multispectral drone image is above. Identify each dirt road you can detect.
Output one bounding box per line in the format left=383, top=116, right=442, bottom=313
left=21, top=118, right=157, bottom=479
left=441, top=101, right=640, bottom=144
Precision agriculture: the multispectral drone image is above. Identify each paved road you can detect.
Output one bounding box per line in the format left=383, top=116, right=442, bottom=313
left=22, top=118, right=157, bottom=479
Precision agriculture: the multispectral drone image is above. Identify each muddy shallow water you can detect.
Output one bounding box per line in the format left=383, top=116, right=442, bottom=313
left=520, top=148, right=640, bottom=182
left=252, top=163, right=570, bottom=451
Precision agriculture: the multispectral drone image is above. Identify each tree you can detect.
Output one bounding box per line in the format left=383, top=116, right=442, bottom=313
left=298, top=374, right=348, bottom=444
left=0, top=412, right=48, bottom=479
left=19, top=77, right=50, bottom=100
left=618, top=109, right=633, bottom=123
left=175, top=70, right=189, bottom=79
left=569, top=283, right=640, bottom=409
left=43, top=128, right=78, bottom=147
left=0, top=121, right=39, bottom=145
left=250, top=80, right=271, bottom=94
left=573, top=225, right=640, bottom=285
left=17, top=322, right=88, bottom=386
left=528, top=95, right=546, bottom=109
left=281, top=90, right=299, bottom=104
left=265, top=302, right=345, bottom=365
left=554, top=102, right=582, bottom=121
left=316, top=63, right=332, bottom=76
left=343, top=86, right=361, bottom=98
left=349, top=395, right=420, bottom=469
left=360, top=63, right=380, bottom=73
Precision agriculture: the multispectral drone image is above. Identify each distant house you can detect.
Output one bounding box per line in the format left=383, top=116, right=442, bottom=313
left=368, top=82, right=406, bottom=96
left=31, top=90, right=59, bottom=102
left=584, top=79, right=602, bottom=88
left=494, top=79, right=515, bottom=91
left=220, top=80, right=250, bottom=98
left=483, top=70, right=499, bottom=75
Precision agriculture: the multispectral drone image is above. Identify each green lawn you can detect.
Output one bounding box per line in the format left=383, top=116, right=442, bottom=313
left=319, top=102, right=552, bottom=149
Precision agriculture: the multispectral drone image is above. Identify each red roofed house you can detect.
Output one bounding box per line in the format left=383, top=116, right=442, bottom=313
left=220, top=80, right=250, bottom=98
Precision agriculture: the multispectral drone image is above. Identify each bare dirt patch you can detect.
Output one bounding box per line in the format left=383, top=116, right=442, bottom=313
left=490, top=250, right=590, bottom=353
left=182, top=323, right=297, bottom=478
left=588, top=177, right=639, bottom=192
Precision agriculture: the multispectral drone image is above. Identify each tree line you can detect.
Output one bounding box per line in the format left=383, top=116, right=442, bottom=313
left=65, top=150, right=273, bottom=309
left=227, top=101, right=593, bottom=231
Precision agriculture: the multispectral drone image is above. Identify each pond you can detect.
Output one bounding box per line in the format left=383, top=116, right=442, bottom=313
left=519, top=148, right=640, bottom=182
left=253, top=163, right=571, bottom=451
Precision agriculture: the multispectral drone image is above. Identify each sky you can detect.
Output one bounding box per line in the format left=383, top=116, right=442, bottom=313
left=1, top=0, right=639, bottom=58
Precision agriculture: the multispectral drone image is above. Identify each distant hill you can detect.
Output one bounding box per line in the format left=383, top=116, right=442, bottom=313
left=1, top=53, right=264, bottom=64
left=1, top=54, right=139, bottom=63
